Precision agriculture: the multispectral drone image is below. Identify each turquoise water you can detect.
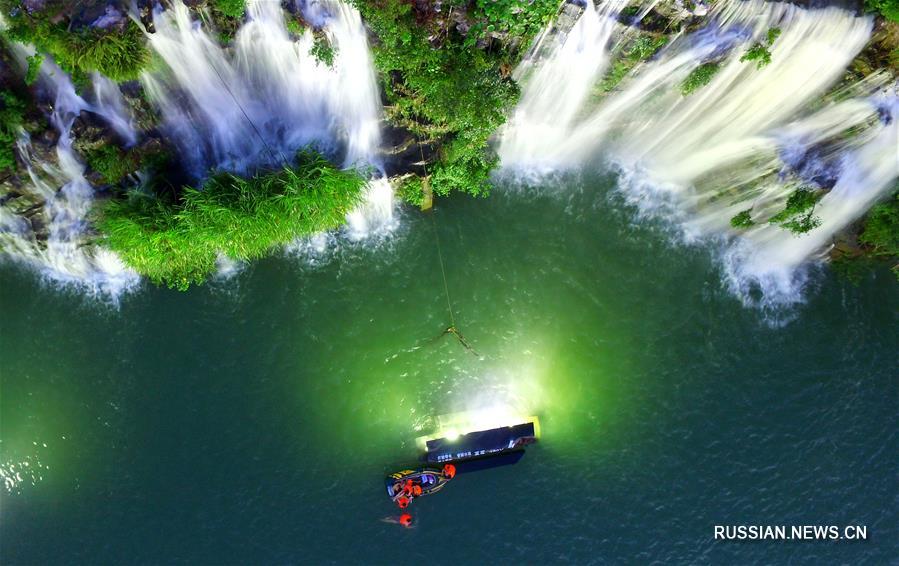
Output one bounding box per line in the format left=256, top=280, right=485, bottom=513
left=1, top=176, right=896, bottom=563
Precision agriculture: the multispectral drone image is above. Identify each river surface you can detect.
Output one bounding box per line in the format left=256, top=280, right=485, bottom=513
left=1, top=174, right=896, bottom=563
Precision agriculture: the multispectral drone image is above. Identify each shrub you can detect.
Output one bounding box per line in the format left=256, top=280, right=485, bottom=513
left=740, top=27, right=781, bottom=70
left=397, top=175, right=425, bottom=207
left=730, top=208, right=755, bottom=228
left=0, top=90, right=26, bottom=174
left=863, top=0, right=899, bottom=22
left=681, top=62, right=721, bottom=95
left=1, top=8, right=150, bottom=83
left=96, top=150, right=365, bottom=290
left=740, top=43, right=772, bottom=68
left=858, top=192, right=899, bottom=278
left=599, top=35, right=668, bottom=92
left=350, top=0, right=548, bottom=196
left=24, top=53, right=42, bottom=85
left=85, top=145, right=144, bottom=185
left=467, top=0, right=560, bottom=42
left=768, top=187, right=822, bottom=234
left=286, top=18, right=305, bottom=36
left=309, top=35, right=336, bottom=67
left=213, top=0, right=246, bottom=19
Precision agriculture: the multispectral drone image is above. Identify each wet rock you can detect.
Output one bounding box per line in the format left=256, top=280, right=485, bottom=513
left=22, top=0, right=48, bottom=13
left=0, top=180, right=44, bottom=212
left=27, top=212, right=50, bottom=244
left=71, top=112, right=119, bottom=155
left=380, top=122, right=439, bottom=178
left=91, top=6, right=127, bottom=30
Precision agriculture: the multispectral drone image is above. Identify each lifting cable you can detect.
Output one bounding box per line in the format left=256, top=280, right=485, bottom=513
left=140, top=2, right=283, bottom=165
left=418, top=136, right=479, bottom=358
left=207, top=55, right=284, bottom=165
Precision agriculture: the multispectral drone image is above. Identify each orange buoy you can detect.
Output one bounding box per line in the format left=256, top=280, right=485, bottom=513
left=443, top=464, right=456, bottom=478
left=412, top=485, right=422, bottom=496
left=397, top=496, right=410, bottom=509
left=399, top=513, right=413, bottom=527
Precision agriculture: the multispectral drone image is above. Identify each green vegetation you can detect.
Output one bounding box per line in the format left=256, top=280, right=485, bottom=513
left=680, top=62, right=721, bottom=96
left=0, top=90, right=26, bottom=174
left=858, top=192, right=899, bottom=278
left=740, top=27, right=781, bottom=70
left=768, top=187, right=822, bottom=235
left=97, top=150, right=365, bottom=290
left=0, top=2, right=150, bottom=83
left=730, top=208, right=755, bottom=228
left=212, top=0, right=247, bottom=19
left=619, top=5, right=641, bottom=19
left=24, top=53, right=42, bottom=85
left=286, top=18, right=305, bottom=36
left=350, top=0, right=556, bottom=197
left=396, top=175, right=426, bottom=207
left=864, top=0, right=899, bottom=22
left=84, top=145, right=148, bottom=185
left=599, top=35, right=668, bottom=92
left=466, top=0, right=561, bottom=41
left=741, top=43, right=772, bottom=68
left=310, top=35, right=337, bottom=68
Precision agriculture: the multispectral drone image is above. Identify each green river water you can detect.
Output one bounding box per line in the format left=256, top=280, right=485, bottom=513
left=1, top=175, right=896, bottom=563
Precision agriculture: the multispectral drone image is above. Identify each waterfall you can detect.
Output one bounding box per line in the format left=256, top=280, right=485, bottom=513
left=90, top=73, right=138, bottom=147
left=1, top=65, right=139, bottom=297
left=142, top=0, right=395, bottom=236
left=0, top=44, right=139, bottom=298
left=721, top=92, right=899, bottom=306
left=498, top=0, right=627, bottom=170
left=502, top=0, right=896, bottom=307
left=2, top=0, right=395, bottom=295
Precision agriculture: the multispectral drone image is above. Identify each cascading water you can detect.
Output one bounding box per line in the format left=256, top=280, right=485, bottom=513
left=721, top=91, right=899, bottom=305
left=2, top=0, right=395, bottom=295
left=0, top=50, right=139, bottom=298
left=498, top=0, right=627, bottom=169
left=141, top=0, right=395, bottom=237
left=502, top=0, right=897, bottom=309
left=90, top=73, right=138, bottom=147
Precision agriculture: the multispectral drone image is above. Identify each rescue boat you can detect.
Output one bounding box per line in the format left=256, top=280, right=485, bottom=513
left=385, top=466, right=455, bottom=508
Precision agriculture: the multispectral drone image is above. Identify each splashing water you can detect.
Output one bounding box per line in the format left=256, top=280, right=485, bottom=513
left=2, top=0, right=396, bottom=293
left=502, top=0, right=897, bottom=308
left=498, top=0, right=627, bottom=170
left=142, top=0, right=394, bottom=235
left=0, top=49, right=140, bottom=299
left=345, top=177, right=398, bottom=239
left=720, top=91, right=899, bottom=308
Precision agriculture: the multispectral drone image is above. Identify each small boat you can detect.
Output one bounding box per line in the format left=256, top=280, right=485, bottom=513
left=385, top=466, right=454, bottom=506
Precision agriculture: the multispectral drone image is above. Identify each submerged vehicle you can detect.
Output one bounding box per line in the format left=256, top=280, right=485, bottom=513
left=420, top=419, right=539, bottom=465
left=385, top=466, right=454, bottom=508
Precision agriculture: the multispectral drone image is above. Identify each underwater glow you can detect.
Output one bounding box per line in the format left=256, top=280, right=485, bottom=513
left=443, top=429, right=461, bottom=442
